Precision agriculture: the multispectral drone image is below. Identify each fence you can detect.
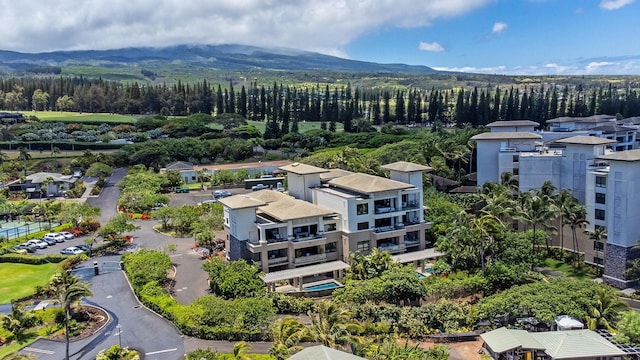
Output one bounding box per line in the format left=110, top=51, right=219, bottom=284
left=0, top=222, right=53, bottom=241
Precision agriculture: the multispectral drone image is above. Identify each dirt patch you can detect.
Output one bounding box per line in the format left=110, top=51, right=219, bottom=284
left=49, top=305, right=109, bottom=342
left=418, top=339, right=485, bottom=360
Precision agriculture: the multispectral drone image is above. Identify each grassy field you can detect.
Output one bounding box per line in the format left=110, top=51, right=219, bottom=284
left=0, top=263, right=58, bottom=303
left=23, top=110, right=138, bottom=124
left=541, top=258, right=593, bottom=280
left=244, top=119, right=343, bottom=133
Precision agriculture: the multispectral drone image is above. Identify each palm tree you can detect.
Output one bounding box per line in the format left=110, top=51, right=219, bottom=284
left=500, top=171, right=519, bottom=197
left=585, top=287, right=628, bottom=331
left=232, top=341, right=251, bottom=360
left=17, top=147, right=30, bottom=177
left=516, top=193, right=559, bottom=270
left=53, top=272, right=93, bottom=360
left=557, top=189, right=578, bottom=250
left=565, top=204, right=589, bottom=269
left=51, top=146, right=60, bottom=162
left=1, top=304, right=34, bottom=342
left=470, top=213, right=505, bottom=276
left=269, top=317, right=306, bottom=359
left=307, top=300, right=362, bottom=349
left=0, top=148, right=8, bottom=171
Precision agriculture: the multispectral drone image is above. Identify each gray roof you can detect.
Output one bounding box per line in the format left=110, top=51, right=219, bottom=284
left=279, top=163, right=329, bottom=175
left=259, top=198, right=336, bottom=222
left=548, top=115, right=616, bottom=124
left=319, top=168, right=354, bottom=181
left=165, top=161, right=194, bottom=171
left=590, top=124, right=636, bottom=133
left=486, top=120, right=540, bottom=127
left=288, top=346, right=365, bottom=360
left=598, top=149, right=640, bottom=162
left=481, top=328, right=626, bottom=359
left=380, top=161, right=432, bottom=173
left=328, top=173, right=414, bottom=194
left=555, top=136, right=617, bottom=145
left=26, top=172, right=76, bottom=184
left=218, top=195, right=267, bottom=209
left=261, top=261, right=350, bottom=283
left=470, top=132, right=542, bottom=140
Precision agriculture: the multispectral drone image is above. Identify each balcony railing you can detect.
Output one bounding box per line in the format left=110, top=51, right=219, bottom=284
left=290, top=233, right=326, bottom=242
left=374, top=206, right=396, bottom=214
left=402, top=202, right=420, bottom=210
left=294, top=253, right=326, bottom=264
left=373, top=223, right=405, bottom=233
left=267, top=256, right=288, bottom=265
left=378, top=243, right=406, bottom=253
left=405, top=238, right=420, bottom=246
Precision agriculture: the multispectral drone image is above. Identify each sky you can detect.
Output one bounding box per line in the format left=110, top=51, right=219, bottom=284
left=0, top=0, right=639, bottom=75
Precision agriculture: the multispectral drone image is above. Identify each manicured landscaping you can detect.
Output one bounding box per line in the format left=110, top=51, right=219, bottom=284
left=541, top=258, right=594, bottom=280
left=25, top=110, right=137, bottom=124
left=0, top=263, right=58, bottom=303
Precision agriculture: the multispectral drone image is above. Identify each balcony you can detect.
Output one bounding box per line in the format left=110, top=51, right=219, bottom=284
left=267, top=256, right=289, bottom=266
left=294, top=253, right=326, bottom=265
left=405, top=239, right=420, bottom=247
left=402, top=201, right=420, bottom=210
left=373, top=223, right=405, bottom=233
left=500, top=147, right=517, bottom=152
left=378, top=243, right=406, bottom=253
left=374, top=206, right=397, bottom=214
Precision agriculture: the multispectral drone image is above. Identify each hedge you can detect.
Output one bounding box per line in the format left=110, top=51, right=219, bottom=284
left=0, top=141, right=123, bottom=151
left=0, top=254, right=68, bottom=264
left=0, top=223, right=73, bottom=255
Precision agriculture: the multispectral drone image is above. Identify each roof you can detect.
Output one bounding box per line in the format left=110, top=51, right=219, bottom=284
left=548, top=115, right=616, bottom=124
left=470, top=132, right=542, bottom=140
left=328, top=173, right=414, bottom=194
left=26, top=172, right=76, bottom=184
left=218, top=195, right=267, bottom=209
left=246, top=189, right=290, bottom=203
left=480, top=327, right=544, bottom=354
left=380, top=161, right=433, bottom=173
left=531, top=330, right=625, bottom=359
left=486, top=120, right=540, bottom=127
left=392, top=248, right=444, bottom=263
left=261, top=261, right=350, bottom=283
left=481, top=328, right=626, bottom=359
left=319, top=168, right=354, bottom=181
left=259, top=198, right=336, bottom=221
left=554, top=136, right=617, bottom=145
left=194, top=160, right=294, bottom=172
left=165, top=161, right=194, bottom=171
left=428, top=174, right=460, bottom=187
left=590, top=124, right=636, bottom=133
left=279, top=162, right=329, bottom=175
left=288, top=346, right=365, bottom=360
left=598, top=149, right=640, bottom=162
left=449, top=186, right=480, bottom=194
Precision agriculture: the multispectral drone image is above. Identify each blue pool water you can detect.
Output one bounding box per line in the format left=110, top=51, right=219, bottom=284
left=416, top=272, right=426, bottom=279
left=303, top=281, right=341, bottom=291
left=416, top=268, right=435, bottom=279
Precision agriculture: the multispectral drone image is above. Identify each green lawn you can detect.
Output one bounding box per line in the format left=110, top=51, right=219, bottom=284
left=0, top=263, right=59, bottom=303
left=22, top=110, right=137, bottom=124
left=541, top=258, right=593, bottom=280
left=245, top=119, right=343, bottom=133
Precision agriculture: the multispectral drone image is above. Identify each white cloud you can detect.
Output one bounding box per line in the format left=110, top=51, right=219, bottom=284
left=599, top=0, right=635, bottom=10
left=433, top=60, right=640, bottom=75
left=585, top=61, right=614, bottom=73
left=492, top=22, right=508, bottom=34
left=0, top=0, right=493, bottom=54
left=418, top=42, right=445, bottom=52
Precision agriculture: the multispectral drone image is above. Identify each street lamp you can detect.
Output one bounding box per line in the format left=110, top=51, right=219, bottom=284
left=116, top=324, right=122, bottom=348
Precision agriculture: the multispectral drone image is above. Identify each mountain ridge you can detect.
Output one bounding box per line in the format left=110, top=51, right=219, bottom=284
left=0, top=44, right=438, bottom=74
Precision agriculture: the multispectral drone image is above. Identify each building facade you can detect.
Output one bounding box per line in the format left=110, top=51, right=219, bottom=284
left=219, top=161, right=433, bottom=274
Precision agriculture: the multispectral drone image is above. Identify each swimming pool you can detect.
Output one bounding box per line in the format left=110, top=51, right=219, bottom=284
left=303, top=280, right=342, bottom=291
left=416, top=268, right=435, bottom=279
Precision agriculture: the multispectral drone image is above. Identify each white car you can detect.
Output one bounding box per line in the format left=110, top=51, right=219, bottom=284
left=27, top=239, right=48, bottom=249
left=44, top=233, right=65, bottom=243
left=60, top=246, right=84, bottom=255
left=59, top=231, right=75, bottom=240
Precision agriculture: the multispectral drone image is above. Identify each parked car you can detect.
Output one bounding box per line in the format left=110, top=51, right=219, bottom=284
left=59, top=231, right=75, bottom=240
left=213, top=190, right=232, bottom=199
left=75, top=244, right=91, bottom=253
left=44, top=233, right=65, bottom=243
left=13, top=244, right=31, bottom=254
left=198, top=199, right=217, bottom=205
left=42, top=237, right=58, bottom=246
left=27, top=239, right=49, bottom=249
left=251, top=184, right=267, bottom=191
left=151, top=203, right=168, bottom=211
left=60, top=246, right=84, bottom=255
left=17, top=243, right=37, bottom=253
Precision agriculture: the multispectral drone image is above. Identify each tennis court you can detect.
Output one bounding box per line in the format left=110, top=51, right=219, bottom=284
left=0, top=221, right=53, bottom=240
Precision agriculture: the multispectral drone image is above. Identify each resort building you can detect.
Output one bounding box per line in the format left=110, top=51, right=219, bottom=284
left=472, top=118, right=640, bottom=288
left=219, top=161, right=439, bottom=290
left=4, top=172, right=78, bottom=198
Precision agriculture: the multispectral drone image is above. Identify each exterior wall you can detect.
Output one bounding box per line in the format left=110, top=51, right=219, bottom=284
left=180, top=170, right=198, bottom=184
left=605, top=161, right=640, bottom=248
left=476, top=141, right=500, bottom=185
left=490, top=125, right=536, bottom=133
left=287, top=173, right=321, bottom=202
left=604, top=243, right=640, bottom=288
left=314, top=190, right=353, bottom=231
left=518, top=154, right=561, bottom=193
left=225, top=208, right=259, bottom=242
left=561, top=144, right=607, bottom=205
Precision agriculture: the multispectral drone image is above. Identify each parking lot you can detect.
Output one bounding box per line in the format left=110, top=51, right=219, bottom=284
left=168, top=186, right=250, bottom=206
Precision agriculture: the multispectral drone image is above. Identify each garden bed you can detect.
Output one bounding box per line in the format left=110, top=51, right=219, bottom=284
left=48, top=305, right=109, bottom=342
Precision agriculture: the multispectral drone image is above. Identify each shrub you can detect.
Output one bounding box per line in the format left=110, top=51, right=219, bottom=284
left=122, top=249, right=172, bottom=287
left=0, top=254, right=68, bottom=264
left=269, top=292, right=316, bottom=314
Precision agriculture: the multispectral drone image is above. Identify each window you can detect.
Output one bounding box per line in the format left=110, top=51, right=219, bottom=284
left=357, top=241, right=369, bottom=252
left=595, top=176, right=606, bottom=188
left=595, top=192, right=606, bottom=204
left=324, top=223, right=337, bottom=232
left=512, top=155, right=519, bottom=162
left=594, top=257, right=604, bottom=265
left=595, top=209, right=605, bottom=221
left=325, top=242, right=337, bottom=253
left=593, top=241, right=604, bottom=251
left=357, top=203, right=369, bottom=215
left=357, top=222, right=369, bottom=230
left=512, top=168, right=519, bottom=176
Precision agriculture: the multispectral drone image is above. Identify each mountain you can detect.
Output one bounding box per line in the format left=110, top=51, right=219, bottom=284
left=0, top=44, right=438, bottom=75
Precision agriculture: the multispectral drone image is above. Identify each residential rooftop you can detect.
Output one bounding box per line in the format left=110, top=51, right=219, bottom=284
left=470, top=131, right=542, bottom=140
left=328, top=173, right=415, bottom=194
left=486, top=120, right=540, bottom=127
left=217, top=195, right=267, bottom=209
left=258, top=198, right=336, bottom=222
left=380, top=161, right=432, bottom=173
left=598, top=149, right=640, bottom=162
left=26, top=172, right=77, bottom=184
left=279, top=162, right=329, bottom=175
left=554, top=136, right=617, bottom=146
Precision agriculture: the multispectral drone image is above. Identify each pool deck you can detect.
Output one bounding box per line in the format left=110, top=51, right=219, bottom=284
left=275, top=279, right=342, bottom=293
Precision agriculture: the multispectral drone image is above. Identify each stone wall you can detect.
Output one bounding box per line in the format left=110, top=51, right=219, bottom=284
left=603, top=243, right=640, bottom=288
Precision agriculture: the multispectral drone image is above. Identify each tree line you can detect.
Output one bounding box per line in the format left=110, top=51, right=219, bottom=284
left=2, top=77, right=640, bottom=132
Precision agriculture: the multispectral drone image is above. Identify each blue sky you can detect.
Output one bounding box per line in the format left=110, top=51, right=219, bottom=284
left=0, top=0, right=638, bottom=75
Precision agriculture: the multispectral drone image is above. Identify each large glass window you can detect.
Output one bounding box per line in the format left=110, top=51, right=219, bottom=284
left=324, top=223, right=337, bottom=232
left=595, top=176, right=607, bottom=188
left=325, top=242, right=337, bottom=253
left=357, top=241, right=369, bottom=252
left=595, top=209, right=605, bottom=221
left=357, top=222, right=369, bottom=230
left=356, top=203, right=369, bottom=215
left=595, top=192, right=606, bottom=204
left=594, top=257, right=604, bottom=265
left=593, top=241, right=604, bottom=251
